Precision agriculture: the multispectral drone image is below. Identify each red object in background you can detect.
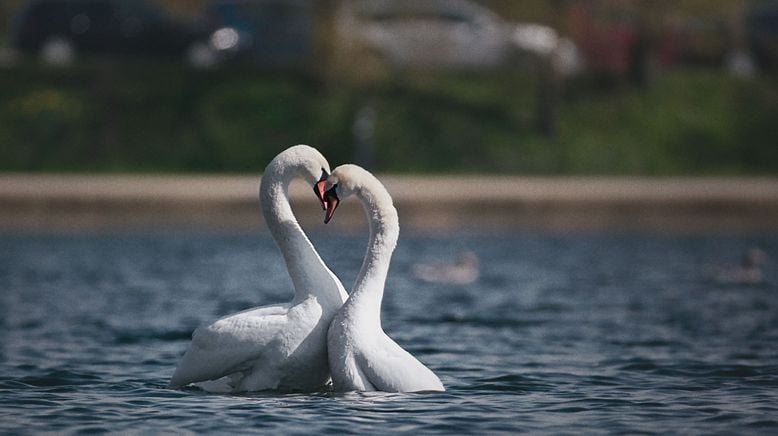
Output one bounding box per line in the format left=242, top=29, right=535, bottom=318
left=565, top=0, right=680, bottom=78
left=656, top=23, right=682, bottom=67
left=566, top=1, right=637, bottom=76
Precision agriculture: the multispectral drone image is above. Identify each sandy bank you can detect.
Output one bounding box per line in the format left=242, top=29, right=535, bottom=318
left=1, top=174, right=777, bottom=233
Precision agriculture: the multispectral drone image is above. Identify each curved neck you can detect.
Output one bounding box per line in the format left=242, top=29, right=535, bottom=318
left=347, top=183, right=399, bottom=325
left=259, top=168, right=345, bottom=307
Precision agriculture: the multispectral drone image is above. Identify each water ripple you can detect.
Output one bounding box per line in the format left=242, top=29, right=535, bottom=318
left=1, top=232, right=777, bottom=434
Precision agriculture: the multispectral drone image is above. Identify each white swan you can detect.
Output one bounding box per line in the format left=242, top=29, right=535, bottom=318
left=322, top=164, right=445, bottom=392
left=169, top=145, right=348, bottom=392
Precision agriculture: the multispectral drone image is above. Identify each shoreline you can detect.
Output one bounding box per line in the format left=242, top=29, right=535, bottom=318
left=1, top=174, right=777, bottom=233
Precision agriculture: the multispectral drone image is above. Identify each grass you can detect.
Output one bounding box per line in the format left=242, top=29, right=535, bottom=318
left=0, top=62, right=776, bottom=175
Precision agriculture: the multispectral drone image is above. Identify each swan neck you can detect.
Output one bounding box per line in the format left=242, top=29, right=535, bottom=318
left=349, top=186, right=399, bottom=323
left=259, top=169, right=344, bottom=307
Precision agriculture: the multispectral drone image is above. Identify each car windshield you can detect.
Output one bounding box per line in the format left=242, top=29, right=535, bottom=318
left=356, top=0, right=494, bottom=23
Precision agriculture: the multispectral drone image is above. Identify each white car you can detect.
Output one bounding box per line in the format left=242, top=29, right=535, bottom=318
left=335, top=0, right=576, bottom=72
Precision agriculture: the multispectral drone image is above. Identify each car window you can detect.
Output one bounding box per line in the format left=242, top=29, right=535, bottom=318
left=357, top=0, right=482, bottom=25
left=209, top=1, right=308, bottom=30
left=24, top=0, right=114, bottom=27
left=118, top=0, right=167, bottom=23
left=29, top=1, right=69, bottom=20
left=436, top=12, right=472, bottom=24
left=76, top=1, right=113, bottom=19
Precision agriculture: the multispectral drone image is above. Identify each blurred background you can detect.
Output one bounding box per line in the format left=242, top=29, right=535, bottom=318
left=4, top=5, right=778, bottom=434
left=0, top=0, right=776, bottom=175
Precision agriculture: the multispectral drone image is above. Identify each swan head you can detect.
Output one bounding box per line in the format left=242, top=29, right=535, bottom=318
left=295, top=146, right=331, bottom=210
left=322, top=164, right=369, bottom=224
left=268, top=144, right=331, bottom=209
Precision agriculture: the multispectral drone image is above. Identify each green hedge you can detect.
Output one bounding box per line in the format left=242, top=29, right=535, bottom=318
left=0, top=62, right=776, bottom=174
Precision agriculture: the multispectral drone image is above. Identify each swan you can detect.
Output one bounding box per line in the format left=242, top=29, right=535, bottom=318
left=169, top=145, right=348, bottom=392
left=322, top=164, right=445, bottom=392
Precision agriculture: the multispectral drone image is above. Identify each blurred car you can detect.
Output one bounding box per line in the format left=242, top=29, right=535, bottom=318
left=747, top=0, right=778, bottom=71
left=333, top=0, right=566, bottom=72
left=199, top=0, right=314, bottom=69
left=9, top=0, right=211, bottom=66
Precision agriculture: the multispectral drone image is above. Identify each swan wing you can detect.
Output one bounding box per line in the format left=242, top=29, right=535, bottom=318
left=356, top=335, right=444, bottom=393
left=169, top=303, right=290, bottom=388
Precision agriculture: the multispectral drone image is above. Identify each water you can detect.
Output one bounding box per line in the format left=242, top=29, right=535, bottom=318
left=1, top=231, right=777, bottom=434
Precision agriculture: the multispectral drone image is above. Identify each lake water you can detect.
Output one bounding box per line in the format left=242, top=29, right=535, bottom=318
left=1, top=231, right=777, bottom=434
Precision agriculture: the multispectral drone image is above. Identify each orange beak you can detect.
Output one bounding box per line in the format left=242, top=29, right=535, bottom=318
left=313, top=175, right=328, bottom=211
left=323, top=187, right=339, bottom=224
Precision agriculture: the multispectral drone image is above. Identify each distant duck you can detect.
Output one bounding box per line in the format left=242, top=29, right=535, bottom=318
left=713, top=247, right=768, bottom=285
left=412, top=250, right=480, bottom=285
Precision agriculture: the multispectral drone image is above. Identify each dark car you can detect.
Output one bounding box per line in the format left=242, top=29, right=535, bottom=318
left=10, top=0, right=211, bottom=66
left=747, top=0, right=778, bottom=71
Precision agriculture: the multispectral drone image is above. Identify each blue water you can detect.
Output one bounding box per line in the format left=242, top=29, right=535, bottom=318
left=1, top=231, right=777, bottom=434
